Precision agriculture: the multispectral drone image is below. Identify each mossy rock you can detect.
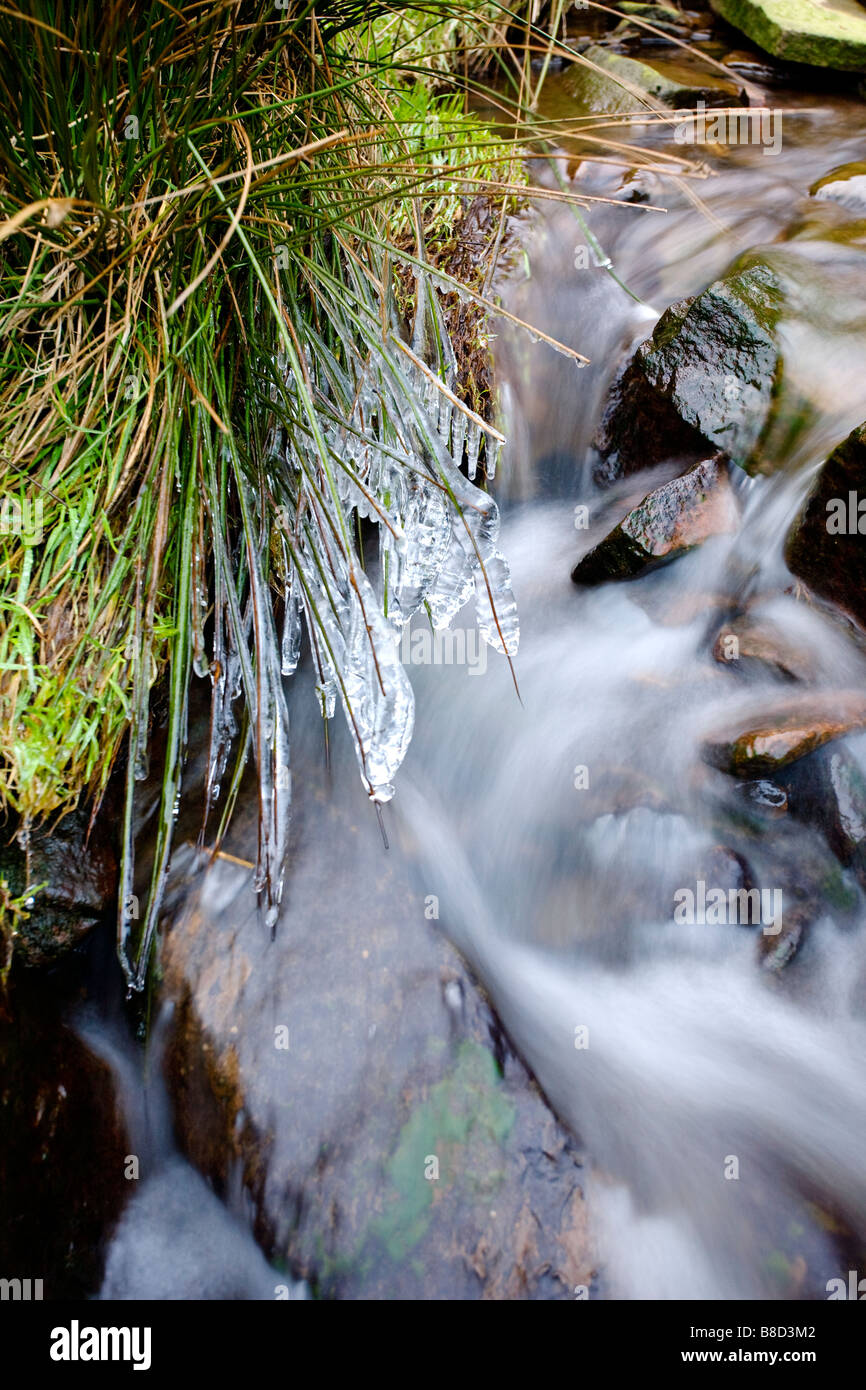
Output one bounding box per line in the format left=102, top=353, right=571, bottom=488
left=811, top=161, right=866, bottom=215
left=563, top=42, right=746, bottom=113
left=0, top=804, right=117, bottom=968
left=710, top=0, right=866, bottom=71
left=594, top=260, right=787, bottom=482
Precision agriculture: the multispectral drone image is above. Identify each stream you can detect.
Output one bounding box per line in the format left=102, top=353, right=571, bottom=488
left=24, top=56, right=866, bottom=1303
left=394, top=73, right=866, bottom=1299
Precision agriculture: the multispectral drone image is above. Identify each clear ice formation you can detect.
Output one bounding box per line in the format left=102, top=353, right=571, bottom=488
left=268, top=261, right=520, bottom=811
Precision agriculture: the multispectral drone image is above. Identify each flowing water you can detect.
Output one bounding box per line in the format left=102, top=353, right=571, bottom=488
left=393, top=81, right=866, bottom=1299
left=91, top=74, right=866, bottom=1299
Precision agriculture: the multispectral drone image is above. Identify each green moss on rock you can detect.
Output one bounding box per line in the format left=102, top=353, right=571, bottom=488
left=710, top=0, right=866, bottom=71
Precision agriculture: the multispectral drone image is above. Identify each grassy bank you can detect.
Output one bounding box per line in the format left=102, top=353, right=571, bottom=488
left=0, top=1, right=602, bottom=983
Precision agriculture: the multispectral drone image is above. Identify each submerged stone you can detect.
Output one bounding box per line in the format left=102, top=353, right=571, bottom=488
left=712, top=616, right=816, bottom=681
left=734, top=779, right=789, bottom=817
left=594, top=260, right=786, bottom=483
left=710, top=0, right=866, bottom=71
left=563, top=42, right=746, bottom=113
left=784, top=421, right=866, bottom=629
left=572, top=455, right=738, bottom=584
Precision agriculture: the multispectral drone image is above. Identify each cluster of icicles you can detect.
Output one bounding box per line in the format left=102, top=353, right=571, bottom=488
left=249, top=270, right=520, bottom=930
left=118, top=268, right=520, bottom=988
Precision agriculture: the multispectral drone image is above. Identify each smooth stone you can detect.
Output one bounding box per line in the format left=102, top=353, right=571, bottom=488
left=703, top=692, right=866, bottom=775
left=712, top=617, right=816, bottom=680
left=161, top=727, right=596, bottom=1302
left=563, top=42, right=746, bottom=114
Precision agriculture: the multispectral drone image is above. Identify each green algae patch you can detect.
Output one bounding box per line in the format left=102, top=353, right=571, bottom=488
left=373, top=1041, right=516, bottom=1261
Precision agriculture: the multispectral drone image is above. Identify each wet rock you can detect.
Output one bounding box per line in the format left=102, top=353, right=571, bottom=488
left=593, top=260, right=785, bottom=483
left=614, top=1, right=692, bottom=21
left=0, top=973, right=129, bottom=1297
left=710, top=0, right=866, bottom=71
left=563, top=43, right=746, bottom=114
left=781, top=744, right=866, bottom=887
left=707, top=778, right=855, bottom=965
left=572, top=455, right=738, bottom=585
left=0, top=803, right=118, bottom=967
left=610, top=6, right=705, bottom=42
left=811, top=162, right=866, bottom=216
left=785, top=421, right=866, bottom=630
left=162, top=754, right=595, bottom=1300
left=703, top=692, right=866, bottom=776
left=574, top=764, right=669, bottom=820
left=712, top=617, right=815, bottom=680
left=757, top=905, right=808, bottom=972
left=721, top=47, right=782, bottom=80
left=639, top=589, right=731, bottom=626
left=615, top=167, right=661, bottom=203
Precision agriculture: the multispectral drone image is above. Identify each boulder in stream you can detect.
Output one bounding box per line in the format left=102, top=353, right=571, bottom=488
left=703, top=692, right=866, bottom=776
left=780, top=744, right=866, bottom=887
left=785, top=421, right=866, bottom=630
left=161, top=761, right=595, bottom=1300
left=709, top=0, right=866, bottom=71
left=572, top=454, right=738, bottom=584
left=563, top=43, right=746, bottom=112
left=594, top=260, right=785, bottom=483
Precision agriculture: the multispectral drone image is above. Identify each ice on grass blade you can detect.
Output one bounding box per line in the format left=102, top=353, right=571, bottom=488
left=231, top=468, right=292, bottom=936
left=264, top=238, right=518, bottom=823
left=280, top=563, right=303, bottom=677
left=289, top=501, right=415, bottom=804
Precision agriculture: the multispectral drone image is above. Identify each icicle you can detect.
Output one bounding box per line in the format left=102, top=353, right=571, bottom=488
left=451, top=408, right=467, bottom=473
left=281, top=564, right=302, bottom=676
left=474, top=549, right=520, bottom=656
left=485, top=436, right=503, bottom=481
left=465, top=421, right=482, bottom=481
left=293, top=504, right=414, bottom=803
